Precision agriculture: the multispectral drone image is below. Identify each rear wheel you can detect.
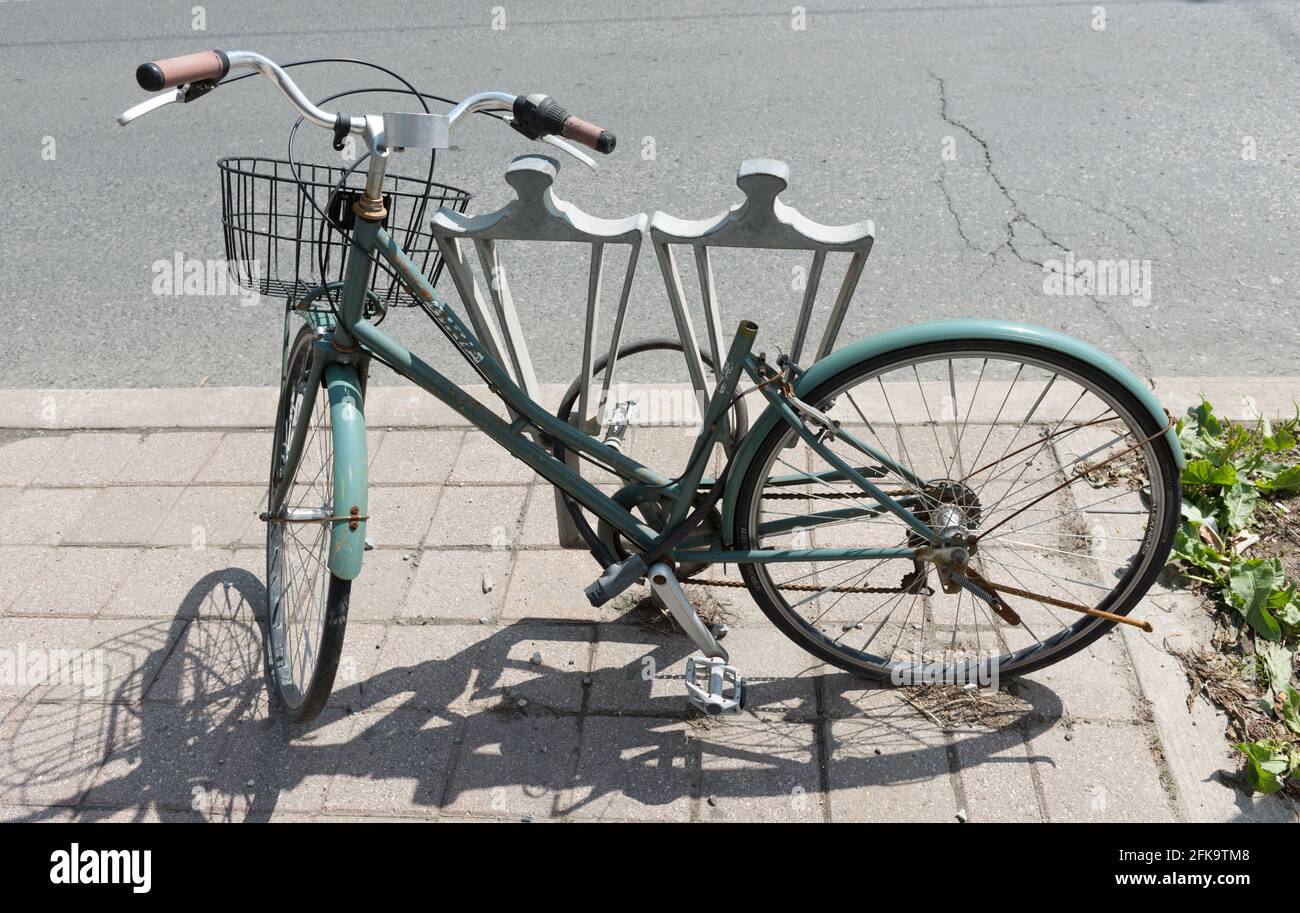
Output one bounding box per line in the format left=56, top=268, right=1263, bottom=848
left=265, top=324, right=351, bottom=723
left=734, top=340, right=1180, bottom=683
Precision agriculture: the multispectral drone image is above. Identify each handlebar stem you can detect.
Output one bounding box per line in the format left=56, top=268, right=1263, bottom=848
left=121, top=50, right=610, bottom=211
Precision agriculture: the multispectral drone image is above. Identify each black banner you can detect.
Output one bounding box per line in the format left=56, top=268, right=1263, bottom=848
left=0, top=822, right=1279, bottom=897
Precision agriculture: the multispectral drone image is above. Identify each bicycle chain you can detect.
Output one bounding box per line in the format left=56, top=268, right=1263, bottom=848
left=760, top=489, right=911, bottom=500
left=652, top=418, right=1170, bottom=639
left=685, top=576, right=912, bottom=595
left=689, top=484, right=919, bottom=596
left=658, top=485, right=921, bottom=683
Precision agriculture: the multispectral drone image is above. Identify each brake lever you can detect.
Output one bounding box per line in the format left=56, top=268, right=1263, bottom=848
left=117, top=87, right=184, bottom=126
left=539, top=133, right=598, bottom=171
left=116, top=80, right=219, bottom=127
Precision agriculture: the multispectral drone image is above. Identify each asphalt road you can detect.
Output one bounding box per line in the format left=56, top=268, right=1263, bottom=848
left=3, top=0, right=1298, bottom=388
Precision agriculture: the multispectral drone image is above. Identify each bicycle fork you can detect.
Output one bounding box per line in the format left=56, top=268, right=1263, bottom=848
left=266, top=334, right=370, bottom=581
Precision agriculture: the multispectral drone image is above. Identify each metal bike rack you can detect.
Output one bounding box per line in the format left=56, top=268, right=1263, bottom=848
left=648, top=158, right=875, bottom=441
left=431, top=154, right=875, bottom=546
left=432, top=155, right=646, bottom=545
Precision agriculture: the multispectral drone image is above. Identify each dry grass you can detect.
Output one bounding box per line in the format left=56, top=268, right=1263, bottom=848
left=1173, top=623, right=1300, bottom=798
left=899, top=683, right=1031, bottom=729
left=623, top=588, right=736, bottom=637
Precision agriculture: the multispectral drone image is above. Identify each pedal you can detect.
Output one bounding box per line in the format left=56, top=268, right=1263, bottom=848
left=684, top=655, right=747, bottom=716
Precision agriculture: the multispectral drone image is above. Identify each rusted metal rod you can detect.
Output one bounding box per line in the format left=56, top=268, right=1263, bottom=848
left=965, top=568, right=1153, bottom=633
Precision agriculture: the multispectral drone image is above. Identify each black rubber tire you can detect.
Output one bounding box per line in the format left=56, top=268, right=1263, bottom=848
left=269, top=577, right=351, bottom=724
left=265, top=324, right=353, bottom=724
left=733, top=339, right=1181, bottom=682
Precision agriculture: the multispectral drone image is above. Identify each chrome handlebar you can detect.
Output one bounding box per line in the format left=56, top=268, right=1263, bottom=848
left=225, top=51, right=343, bottom=131
left=116, top=53, right=599, bottom=169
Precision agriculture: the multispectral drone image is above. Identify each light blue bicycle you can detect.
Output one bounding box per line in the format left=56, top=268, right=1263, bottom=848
left=120, top=49, right=1184, bottom=723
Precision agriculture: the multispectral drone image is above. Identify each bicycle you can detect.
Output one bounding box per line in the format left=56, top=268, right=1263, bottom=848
left=119, top=49, right=1185, bottom=723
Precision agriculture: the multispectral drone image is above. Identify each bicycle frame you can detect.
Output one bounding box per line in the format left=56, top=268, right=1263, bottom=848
left=269, top=214, right=938, bottom=580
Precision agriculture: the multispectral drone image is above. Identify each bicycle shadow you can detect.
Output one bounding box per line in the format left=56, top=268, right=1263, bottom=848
left=1, top=562, right=1066, bottom=822
left=0, top=564, right=267, bottom=821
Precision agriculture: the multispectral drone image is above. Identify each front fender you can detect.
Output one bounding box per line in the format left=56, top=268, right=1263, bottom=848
left=722, top=320, right=1183, bottom=536
left=324, top=363, right=368, bottom=580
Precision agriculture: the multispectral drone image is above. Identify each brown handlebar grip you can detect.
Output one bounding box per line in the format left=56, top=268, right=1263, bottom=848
left=136, top=50, right=229, bottom=92
left=562, top=116, right=616, bottom=154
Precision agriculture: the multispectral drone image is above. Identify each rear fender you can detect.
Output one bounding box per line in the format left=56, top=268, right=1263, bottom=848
left=721, top=320, right=1183, bottom=537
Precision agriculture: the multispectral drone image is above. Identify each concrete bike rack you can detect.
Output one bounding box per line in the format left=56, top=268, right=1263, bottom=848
left=431, top=155, right=875, bottom=546
left=432, top=155, right=646, bottom=545
left=648, top=158, right=875, bottom=435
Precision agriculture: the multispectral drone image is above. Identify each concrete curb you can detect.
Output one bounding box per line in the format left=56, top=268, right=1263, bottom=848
left=1, top=377, right=1296, bottom=430
left=1121, top=591, right=1298, bottom=823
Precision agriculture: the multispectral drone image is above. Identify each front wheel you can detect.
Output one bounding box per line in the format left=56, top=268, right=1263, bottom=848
left=733, top=339, right=1181, bottom=683
left=265, top=324, right=351, bottom=723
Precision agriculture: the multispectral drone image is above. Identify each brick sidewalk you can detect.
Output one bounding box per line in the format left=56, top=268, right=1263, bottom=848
left=0, top=386, right=1295, bottom=823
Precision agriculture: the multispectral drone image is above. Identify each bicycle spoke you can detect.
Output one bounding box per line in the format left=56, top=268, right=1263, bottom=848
left=739, top=346, right=1171, bottom=682
left=851, top=387, right=945, bottom=515
left=267, top=333, right=341, bottom=714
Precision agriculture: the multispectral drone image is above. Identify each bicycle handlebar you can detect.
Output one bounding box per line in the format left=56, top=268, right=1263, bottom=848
left=562, top=115, right=616, bottom=154
left=126, top=50, right=617, bottom=156
left=136, top=50, right=230, bottom=91
left=512, top=94, right=616, bottom=154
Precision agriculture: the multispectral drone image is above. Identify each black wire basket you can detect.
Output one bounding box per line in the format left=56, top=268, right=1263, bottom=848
left=218, top=156, right=471, bottom=311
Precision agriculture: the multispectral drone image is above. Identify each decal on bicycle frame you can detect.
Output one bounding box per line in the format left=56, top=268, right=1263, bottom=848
left=375, top=228, right=487, bottom=366
left=426, top=296, right=486, bottom=365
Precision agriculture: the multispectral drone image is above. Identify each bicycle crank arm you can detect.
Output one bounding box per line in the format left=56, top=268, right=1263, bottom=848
left=962, top=568, right=1153, bottom=633
left=647, top=562, right=727, bottom=662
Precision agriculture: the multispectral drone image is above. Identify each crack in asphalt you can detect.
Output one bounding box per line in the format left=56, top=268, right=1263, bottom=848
left=931, top=71, right=1073, bottom=268
left=1009, top=185, right=1183, bottom=249
left=933, top=176, right=986, bottom=256
left=1005, top=186, right=1268, bottom=316
left=929, top=71, right=1155, bottom=378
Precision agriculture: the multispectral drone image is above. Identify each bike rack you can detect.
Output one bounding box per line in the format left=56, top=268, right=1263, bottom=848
left=648, top=158, right=875, bottom=437
left=431, top=154, right=875, bottom=546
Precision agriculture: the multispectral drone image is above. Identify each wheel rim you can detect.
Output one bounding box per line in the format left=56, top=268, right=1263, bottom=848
left=266, top=340, right=334, bottom=709
left=743, top=346, right=1172, bottom=683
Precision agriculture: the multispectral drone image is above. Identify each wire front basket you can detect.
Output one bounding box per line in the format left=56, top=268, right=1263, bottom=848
left=218, top=156, right=471, bottom=310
